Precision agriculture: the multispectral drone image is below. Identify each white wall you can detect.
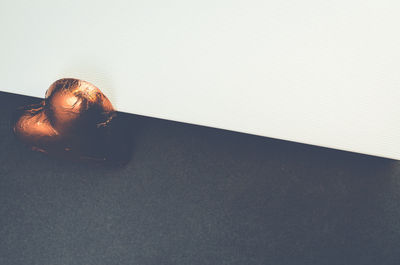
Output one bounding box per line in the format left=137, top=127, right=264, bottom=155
left=1, top=0, right=400, bottom=159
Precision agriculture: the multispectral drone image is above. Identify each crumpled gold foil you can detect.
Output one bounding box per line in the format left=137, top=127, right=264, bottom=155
left=13, top=78, right=121, bottom=163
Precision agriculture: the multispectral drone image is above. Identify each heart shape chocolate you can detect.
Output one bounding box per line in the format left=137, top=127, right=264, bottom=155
left=13, top=78, right=118, bottom=162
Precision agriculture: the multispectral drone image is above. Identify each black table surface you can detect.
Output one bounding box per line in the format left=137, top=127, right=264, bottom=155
left=1, top=91, right=400, bottom=265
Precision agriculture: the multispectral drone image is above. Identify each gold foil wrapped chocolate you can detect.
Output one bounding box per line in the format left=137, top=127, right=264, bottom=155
left=13, top=78, right=132, bottom=164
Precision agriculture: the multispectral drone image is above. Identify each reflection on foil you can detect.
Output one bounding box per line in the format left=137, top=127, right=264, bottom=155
left=13, top=78, right=133, bottom=166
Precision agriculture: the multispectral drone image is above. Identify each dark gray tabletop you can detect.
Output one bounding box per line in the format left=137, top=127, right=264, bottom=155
left=1, top=91, right=399, bottom=265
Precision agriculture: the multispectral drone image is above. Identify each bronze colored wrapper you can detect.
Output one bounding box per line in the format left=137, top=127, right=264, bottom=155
left=13, top=78, right=132, bottom=165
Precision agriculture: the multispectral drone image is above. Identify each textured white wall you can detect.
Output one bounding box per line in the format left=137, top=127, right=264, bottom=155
left=1, top=0, right=400, bottom=159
